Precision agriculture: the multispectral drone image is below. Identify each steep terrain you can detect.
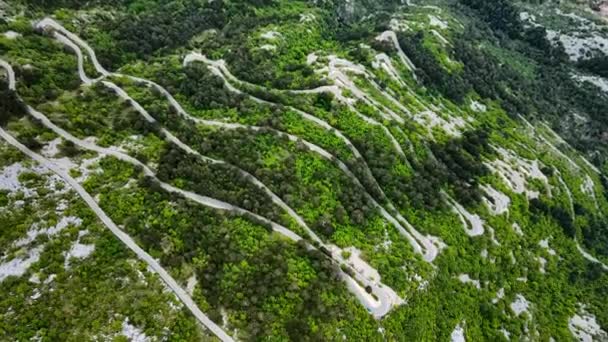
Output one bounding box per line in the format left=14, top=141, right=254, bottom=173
left=1, top=0, right=608, bottom=340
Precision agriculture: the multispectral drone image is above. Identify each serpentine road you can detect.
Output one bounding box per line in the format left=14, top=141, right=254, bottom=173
left=3, top=45, right=400, bottom=318
left=43, top=18, right=428, bottom=278
left=45, top=23, right=412, bottom=261
left=25, top=18, right=428, bottom=318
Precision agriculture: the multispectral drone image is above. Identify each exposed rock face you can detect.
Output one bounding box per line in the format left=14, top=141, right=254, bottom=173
left=600, top=2, right=608, bottom=17
left=333, top=0, right=403, bottom=24
left=591, top=0, right=608, bottom=17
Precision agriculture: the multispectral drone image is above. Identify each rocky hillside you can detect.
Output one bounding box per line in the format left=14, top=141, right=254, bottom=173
left=0, top=0, right=607, bottom=340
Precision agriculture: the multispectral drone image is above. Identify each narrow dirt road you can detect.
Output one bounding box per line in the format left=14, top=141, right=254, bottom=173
left=376, top=30, right=417, bottom=72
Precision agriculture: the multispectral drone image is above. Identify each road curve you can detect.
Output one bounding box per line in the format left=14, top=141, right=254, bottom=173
left=36, top=18, right=110, bottom=77
left=0, top=59, right=16, bottom=90
left=54, top=32, right=95, bottom=85
left=376, top=30, right=417, bottom=72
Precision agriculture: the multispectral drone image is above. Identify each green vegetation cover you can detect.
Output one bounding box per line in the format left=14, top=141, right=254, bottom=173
left=1, top=0, right=608, bottom=340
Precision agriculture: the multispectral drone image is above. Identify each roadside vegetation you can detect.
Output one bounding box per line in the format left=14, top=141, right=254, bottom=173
left=1, top=0, right=608, bottom=340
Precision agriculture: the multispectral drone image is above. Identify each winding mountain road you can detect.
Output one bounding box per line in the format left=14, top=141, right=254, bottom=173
left=36, top=18, right=110, bottom=77
left=185, top=53, right=375, bottom=159
left=5, top=27, right=403, bottom=317
left=54, top=32, right=95, bottom=85
left=187, top=53, right=409, bottom=159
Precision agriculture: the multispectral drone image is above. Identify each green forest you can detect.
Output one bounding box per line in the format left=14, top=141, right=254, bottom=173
left=1, top=0, right=608, bottom=340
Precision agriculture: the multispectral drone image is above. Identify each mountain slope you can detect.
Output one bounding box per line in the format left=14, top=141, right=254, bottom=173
left=1, top=0, right=608, bottom=340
